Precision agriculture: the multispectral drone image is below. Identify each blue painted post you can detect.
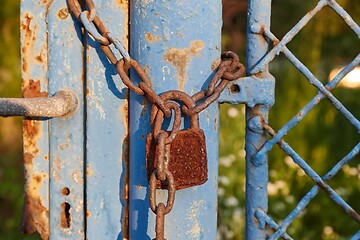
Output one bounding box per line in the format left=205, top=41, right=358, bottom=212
left=20, top=1, right=50, bottom=238
left=48, top=1, right=85, bottom=238
left=129, top=1, right=222, bottom=239
left=246, top=0, right=272, bottom=239
left=85, top=0, right=129, bottom=239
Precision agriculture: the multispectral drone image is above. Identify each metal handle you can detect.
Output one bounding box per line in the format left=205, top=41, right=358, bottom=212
left=0, top=91, right=78, bottom=117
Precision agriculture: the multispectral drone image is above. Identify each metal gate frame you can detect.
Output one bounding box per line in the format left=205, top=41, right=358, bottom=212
left=245, top=0, right=360, bottom=239
left=7, top=0, right=360, bottom=239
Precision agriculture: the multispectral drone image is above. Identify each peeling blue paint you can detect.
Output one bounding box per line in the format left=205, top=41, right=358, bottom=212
left=129, top=0, right=221, bottom=239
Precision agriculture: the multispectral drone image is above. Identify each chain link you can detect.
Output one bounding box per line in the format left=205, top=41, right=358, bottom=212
left=68, top=0, right=245, bottom=238
left=68, top=0, right=245, bottom=119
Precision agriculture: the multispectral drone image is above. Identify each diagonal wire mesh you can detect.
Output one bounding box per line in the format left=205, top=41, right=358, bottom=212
left=249, top=0, right=360, bottom=238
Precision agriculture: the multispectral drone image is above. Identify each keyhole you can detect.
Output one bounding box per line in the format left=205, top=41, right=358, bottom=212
left=60, top=202, right=71, bottom=229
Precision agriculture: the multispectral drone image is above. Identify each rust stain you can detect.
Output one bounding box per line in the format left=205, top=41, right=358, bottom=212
left=23, top=120, right=41, bottom=155
left=57, top=7, right=69, bottom=19
left=22, top=116, right=41, bottom=181
left=24, top=153, right=34, bottom=165
left=121, top=101, right=129, bottom=129
left=21, top=173, right=49, bottom=240
left=121, top=97, right=130, bottom=240
left=214, top=117, right=218, bottom=131
left=145, top=32, right=161, bottom=43
left=72, top=171, right=83, bottom=185
left=23, top=79, right=48, bottom=98
left=40, top=0, right=50, bottom=5
left=211, top=58, right=221, bottom=71
left=58, top=134, right=71, bottom=151
left=138, top=0, right=154, bottom=7
left=21, top=12, right=48, bottom=89
left=21, top=13, right=34, bottom=74
left=52, top=157, right=62, bottom=181
left=163, top=40, right=204, bottom=91
left=21, top=3, right=51, bottom=239
left=86, top=210, right=91, bottom=218
left=176, top=33, right=184, bottom=38
left=115, top=0, right=129, bottom=52
left=116, top=0, right=129, bottom=10
left=35, top=53, right=44, bottom=63
left=86, top=164, right=94, bottom=176
left=22, top=114, right=48, bottom=239
left=121, top=134, right=129, bottom=239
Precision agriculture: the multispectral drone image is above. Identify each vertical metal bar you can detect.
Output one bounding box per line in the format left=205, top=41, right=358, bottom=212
left=20, top=0, right=50, bottom=238
left=129, top=1, right=222, bottom=239
left=85, top=0, right=129, bottom=239
left=47, top=0, right=85, bottom=238
left=246, top=0, right=272, bottom=239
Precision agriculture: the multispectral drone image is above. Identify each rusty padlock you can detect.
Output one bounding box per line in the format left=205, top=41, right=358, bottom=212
left=146, top=91, right=208, bottom=190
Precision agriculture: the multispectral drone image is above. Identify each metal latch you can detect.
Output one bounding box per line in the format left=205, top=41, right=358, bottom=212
left=0, top=91, right=78, bottom=117
left=218, top=75, right=275, bottom=107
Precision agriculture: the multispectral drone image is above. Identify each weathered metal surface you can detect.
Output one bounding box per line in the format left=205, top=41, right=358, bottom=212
left=84, top=0, right=129, bottom=239
left=129, top=0, right=222, bottom=239
left=254, top=210, right=293, bottom=240
left=0, top=91, right=77, bottom=117
left=146, top=128, right=208, bottom=190
left=47, top=0, right=85, bottom=238
left=245, top=0, right=273, bottom=239
left=247, top=0, right=360, bottom=238
left=253, top=56, right=360, bottom=160
left=20, top=0, right=51, bottom=238
left=217, top=76, right=275, bottom=107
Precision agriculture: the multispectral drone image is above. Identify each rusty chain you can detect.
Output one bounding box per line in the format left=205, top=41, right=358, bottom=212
left=68, top=0, right=245, bottom=239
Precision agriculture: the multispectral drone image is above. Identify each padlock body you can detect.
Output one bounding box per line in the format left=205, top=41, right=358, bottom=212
left=146, top=128, right=208, bottom=190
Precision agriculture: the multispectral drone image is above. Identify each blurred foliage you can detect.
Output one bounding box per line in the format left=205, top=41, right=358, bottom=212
left=220, top=0, right=360, bottom=239
left=0, top=1, right=38, bottom=240
left=0, top=0, right=359, bottom=239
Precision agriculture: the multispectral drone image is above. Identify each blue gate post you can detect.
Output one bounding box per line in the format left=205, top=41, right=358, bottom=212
left=48, top=1, right=85, bottom=238
left=129, top=1, right=222, bottom=239
left=84, top=0, right=129, bottom=239
left=246, top=0, right=272, bottom=239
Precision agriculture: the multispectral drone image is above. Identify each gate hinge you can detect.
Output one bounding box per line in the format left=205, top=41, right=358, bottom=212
left=218, top=76, right=275, bottom=107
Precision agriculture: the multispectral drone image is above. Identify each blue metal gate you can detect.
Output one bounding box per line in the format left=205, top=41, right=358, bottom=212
left=0, top=0, right=358, bottom=239
left=244, top=0, right=360, bottom=239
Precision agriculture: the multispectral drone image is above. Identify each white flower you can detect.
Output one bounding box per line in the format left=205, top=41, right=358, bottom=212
left=285, top=195, right=295, bottom=204
left=219, top=175, right=230, bottom=186
left=225, top=196, right=239, bottom=207
left=219, top=154, right=236, bottom=167
left=232, top=208, right=243, bottom=222
left=238, top=149, right=246, bottom=158
left=284, top=155, right=297, bottom=169
left=268, top=182, right=278, bottom=196
left=297, top=168, right=306, bottom=176
left=218, top=187, right=225, bottom=196
left=323, top=226, right=334, bottom=235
